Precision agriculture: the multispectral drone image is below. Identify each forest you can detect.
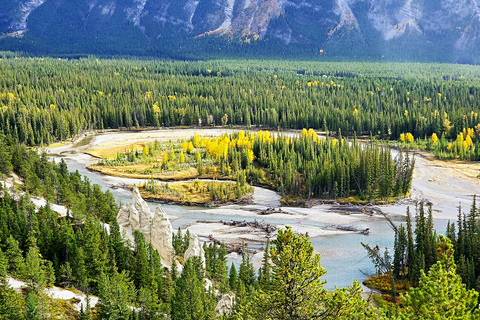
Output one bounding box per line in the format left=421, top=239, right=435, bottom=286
left=0, top=56, right=479, bottom=162
left=1, top=55, right=480, bottom=319
left=97, top=130, right=414, bottom=202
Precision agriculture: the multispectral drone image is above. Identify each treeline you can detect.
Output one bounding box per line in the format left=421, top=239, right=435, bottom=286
left=252, top=130, right=414, bottom=200
left=446, top=196, right=480, bottom=290
left=1, top=57, right=480, bottom=146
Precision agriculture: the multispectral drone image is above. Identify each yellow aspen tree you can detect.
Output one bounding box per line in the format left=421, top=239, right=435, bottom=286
left=465, top=135, right=473, bottom=148
left=406, top=133, right=414, bottom=143
left=187, top=141, right=195, bottom=154
left=182, top=140, right=189, bottom=151
left=193, top=134, right=201, bottom=147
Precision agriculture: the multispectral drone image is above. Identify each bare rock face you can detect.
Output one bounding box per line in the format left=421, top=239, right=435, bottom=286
left=215, top=294, right=234, bottom=317
left=184, top=233, right=206, bottom=268
left=117, top=185, right=173, bottom=266
left=149, top=206, right=174, bottom=265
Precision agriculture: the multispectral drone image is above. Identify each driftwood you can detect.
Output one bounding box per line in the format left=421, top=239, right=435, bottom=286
left=332, top=224, right=370, bottom=235
left=258, top=207, right=286, bottom=215
left=220, top=219, right=277, bottom=234
left=328, top=206, right=379, bottom=216
left=207, top=234, right=251, bottom=254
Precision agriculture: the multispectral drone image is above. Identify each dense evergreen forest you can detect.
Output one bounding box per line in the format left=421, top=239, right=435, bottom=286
left=0, top=56, right=480, bottom=158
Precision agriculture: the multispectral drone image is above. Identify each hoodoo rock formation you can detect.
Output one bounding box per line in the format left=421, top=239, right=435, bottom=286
left=117, top=185, right=174, bottom=266
left=215, top=294, right=234, bottom=317
left=184, top=233, right=206, bottom=269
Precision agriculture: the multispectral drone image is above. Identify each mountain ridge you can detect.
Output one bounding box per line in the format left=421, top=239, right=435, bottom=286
left=1, top=0, right=479, bottom=62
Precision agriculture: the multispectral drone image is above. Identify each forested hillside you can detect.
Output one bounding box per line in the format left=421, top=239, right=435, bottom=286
left=1, top=57, right=480, bottom=156
left=2, top=0, right=480, bottom=62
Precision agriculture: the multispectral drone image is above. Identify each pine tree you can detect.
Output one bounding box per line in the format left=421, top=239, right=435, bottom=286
left=24, top=237, right=48, bottom=294
left=24, top=293, right=41, bottom=320
left=171, top=259, right=206, bottom=320
left=258, top=238, right=272, bottom=289
left=241, top=227, right=381, bottom=319
left=97, top=267, right=136, bottom=320
left=229, top=262, right=238, bottom=291
left=133, top=230, right=151, bottom=289
left=5, top=235, right=26, bottom=278
left=239, top=243, right=256, bottom=290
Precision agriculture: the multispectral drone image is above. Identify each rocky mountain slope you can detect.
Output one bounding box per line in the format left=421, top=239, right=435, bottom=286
left=1, top=0, right=480, bottom=62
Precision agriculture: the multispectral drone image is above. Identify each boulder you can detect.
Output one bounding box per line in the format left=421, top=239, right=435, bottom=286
left=117, top=185, right=173, bottom=266
left=215, top=294, right=234, bottom=317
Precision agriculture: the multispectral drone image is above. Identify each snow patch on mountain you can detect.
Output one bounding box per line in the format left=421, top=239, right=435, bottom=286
left=11, top=0, right=46, bottom=31
left=214, top=0, right=235, bottom=32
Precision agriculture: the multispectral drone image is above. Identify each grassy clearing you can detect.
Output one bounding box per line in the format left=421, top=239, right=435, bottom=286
left=88, top=165, right=205, bottom=180
left=86, top=143, right=145, bottom=159
left=49, top=141, right=71, bottom=148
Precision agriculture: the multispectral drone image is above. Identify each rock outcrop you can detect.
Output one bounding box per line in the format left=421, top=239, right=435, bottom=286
left=117, top=185, right=173, bottom=266
left=149, top=206, right=174, bottom=265
left=215, top=294, right=234, bottom=317
left=184, top=233, right=206, bottom=268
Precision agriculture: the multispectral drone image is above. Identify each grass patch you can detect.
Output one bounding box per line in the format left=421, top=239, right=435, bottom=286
left=138, top=179, right=253, bottom=206
left=73, top=135, right=94, bottom=148
left=363, top=274, right=411, bottom=295
left=88, top=165, right=205, bottom=180
left=49, top=141, right=70, bottom=148
left=86, top=143, right=145, bottom=159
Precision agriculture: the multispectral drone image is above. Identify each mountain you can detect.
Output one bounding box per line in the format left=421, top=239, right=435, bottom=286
left=1, top=0, right=480, bottom=62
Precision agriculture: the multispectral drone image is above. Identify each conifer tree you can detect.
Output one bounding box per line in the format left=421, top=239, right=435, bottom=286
left=229, top=262, right=238, bottom=291
left=239, top=243, right=256, bottom=290
left=397, top=237, right=479, bottom=320
left=0, top=248, right=24, bottom=319
left=241, top=227, right=381, bottom=319
left=171, top=258, right=207, bottom=320
left=24, top=236, right=48, bottom=294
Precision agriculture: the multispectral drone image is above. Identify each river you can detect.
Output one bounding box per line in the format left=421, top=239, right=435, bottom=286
left=51, top=128, right=478, bottom=290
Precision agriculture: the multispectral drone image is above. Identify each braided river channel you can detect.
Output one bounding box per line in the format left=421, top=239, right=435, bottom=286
left=50, top=128, right=480, bottom=290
